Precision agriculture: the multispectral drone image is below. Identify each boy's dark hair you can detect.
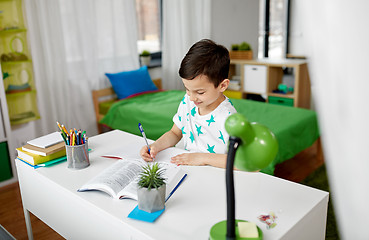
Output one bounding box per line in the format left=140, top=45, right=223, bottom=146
left=179, top=39, right=230, bottom=87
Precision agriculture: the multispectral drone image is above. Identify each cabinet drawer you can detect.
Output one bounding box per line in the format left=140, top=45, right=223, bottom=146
left=243, top=65, right=267, bottom=94
left=224, top=90, right=242, bottom=99
left=268, top=96, right=294, bottom=107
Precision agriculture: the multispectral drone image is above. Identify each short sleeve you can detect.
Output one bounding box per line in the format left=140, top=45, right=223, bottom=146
left=173, top=94, right=187, bottom=130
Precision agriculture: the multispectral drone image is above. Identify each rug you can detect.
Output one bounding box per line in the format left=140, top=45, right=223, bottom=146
left=300, top=164, right=340, bottom=240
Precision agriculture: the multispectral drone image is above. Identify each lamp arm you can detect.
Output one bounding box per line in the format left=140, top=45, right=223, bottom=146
left=226, top=136, right=241, bottom=240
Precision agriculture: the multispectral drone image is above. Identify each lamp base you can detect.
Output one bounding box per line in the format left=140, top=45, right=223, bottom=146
left=209, top=220, right=263, bottom=240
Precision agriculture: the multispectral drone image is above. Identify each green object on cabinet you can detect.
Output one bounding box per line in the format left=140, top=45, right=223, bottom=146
left=0, top=142, right=12, bottom=182
left=268, top=96, right=294, bottom=107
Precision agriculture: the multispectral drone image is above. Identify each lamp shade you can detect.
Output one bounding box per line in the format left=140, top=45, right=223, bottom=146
left=225, top=113, right=278, bottom=172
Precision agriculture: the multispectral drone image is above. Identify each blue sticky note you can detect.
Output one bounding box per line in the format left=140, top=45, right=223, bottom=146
left=127, top=205, right=165, bottom=222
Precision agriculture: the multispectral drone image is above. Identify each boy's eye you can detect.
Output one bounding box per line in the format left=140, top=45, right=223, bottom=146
left=198, top=92, right=205, bottom=95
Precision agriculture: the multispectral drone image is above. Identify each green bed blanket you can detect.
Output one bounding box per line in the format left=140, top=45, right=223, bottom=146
left=100, top=90, right=319, bottom=175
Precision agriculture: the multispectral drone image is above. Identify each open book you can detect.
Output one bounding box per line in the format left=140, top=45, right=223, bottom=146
left=78, top=147, right=187, bottom=200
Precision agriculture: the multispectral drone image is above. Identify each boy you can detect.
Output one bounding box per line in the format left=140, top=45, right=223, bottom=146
left=140, top=39, right=237, bottom=168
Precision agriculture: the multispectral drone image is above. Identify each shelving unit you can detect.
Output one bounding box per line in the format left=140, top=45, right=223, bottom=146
left=225, top=58, right=311, bottom=109
left=0, top=0, right=40, bottom=125
left=0, top=0, right=37, bottom=185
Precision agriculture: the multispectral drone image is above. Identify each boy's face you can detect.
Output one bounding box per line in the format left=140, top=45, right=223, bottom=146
left=182, top=74, right=229, bottom=115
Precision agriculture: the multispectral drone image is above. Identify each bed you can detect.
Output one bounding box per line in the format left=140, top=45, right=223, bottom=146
left=92, top=81, right=320, bottom=175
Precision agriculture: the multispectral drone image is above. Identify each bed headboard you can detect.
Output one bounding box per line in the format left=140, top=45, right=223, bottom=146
left=92, top=78, right=162, bottom=133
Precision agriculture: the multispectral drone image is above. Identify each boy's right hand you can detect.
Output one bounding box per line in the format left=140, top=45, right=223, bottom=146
left=140, top=145, right=158, bottom=162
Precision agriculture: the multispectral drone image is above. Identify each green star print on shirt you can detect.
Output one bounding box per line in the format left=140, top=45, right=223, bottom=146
left=206, top=115, right=215, bottom=126
left=207, top=144, right=215, bottom=153
left=189, top=131, right=195, bottom=143
left=218, top=130, right=225, bottom=144
left=191, top=107, right=196, bottom=117
left=196, top=124, right=203, bottom=136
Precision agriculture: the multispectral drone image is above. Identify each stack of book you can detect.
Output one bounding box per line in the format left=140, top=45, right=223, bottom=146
left=16, top=132, right=67, bottom=168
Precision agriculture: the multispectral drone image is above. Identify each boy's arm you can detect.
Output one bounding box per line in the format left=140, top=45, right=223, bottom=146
left=152, top=123, right=182, bottom=152
left=171, top=152, right=227, bottom=168
left=140, top=123, right=182, bottom=161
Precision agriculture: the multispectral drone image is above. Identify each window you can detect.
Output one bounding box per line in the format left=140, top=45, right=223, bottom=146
left=258, top=0, right=290, bottom=59
left=135, top=0, right=162, bottom=54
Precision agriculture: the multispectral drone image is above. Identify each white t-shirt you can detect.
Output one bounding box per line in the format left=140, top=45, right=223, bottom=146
left=173, top=94, right=237, bottom=154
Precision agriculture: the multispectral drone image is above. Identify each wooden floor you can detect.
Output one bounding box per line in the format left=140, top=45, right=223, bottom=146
left=0, top=140, right=323, bottom=240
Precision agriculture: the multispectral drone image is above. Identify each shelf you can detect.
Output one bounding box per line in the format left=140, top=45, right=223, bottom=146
left=10, top=112, right=40, bottom=125
left=229, top=59, right=311, bottom=108
left=1, top=60, right=32, bottom=65
left=6, top=90, right=40, bottom=125
left=5, top=89, right=35, bottom=97
left=0, top=28, right=27, bottom=35
left=230, top=58, right=307, bottom=67
left=268, top=93, right=294, bottom=99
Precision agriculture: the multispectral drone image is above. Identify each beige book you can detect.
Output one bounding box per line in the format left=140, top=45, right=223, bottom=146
left=22, top=142, right=65, bottom=156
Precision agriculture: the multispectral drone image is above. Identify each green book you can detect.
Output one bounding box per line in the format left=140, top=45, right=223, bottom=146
left=16, top=147, right=66, bottom=165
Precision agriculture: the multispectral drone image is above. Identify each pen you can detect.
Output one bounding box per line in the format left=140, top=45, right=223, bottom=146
left=138, top=123, right=150, bottom=154
left=72, top=132, right=75, bottom=146
left=38, top=156, right=67, bottom=167
left=165, top=174, right=187, bottom=202
left=101, top=156, right=123, bottom=160
left=82, top=130, right=86, bottom=144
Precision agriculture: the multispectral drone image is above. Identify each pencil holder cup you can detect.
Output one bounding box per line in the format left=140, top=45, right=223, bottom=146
left=66, top=143, right=90, bottom=170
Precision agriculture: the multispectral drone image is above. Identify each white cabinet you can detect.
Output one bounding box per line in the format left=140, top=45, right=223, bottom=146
left=243, top=65, right=267, bottom=94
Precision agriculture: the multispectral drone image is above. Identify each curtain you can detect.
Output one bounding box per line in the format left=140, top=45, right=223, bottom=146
left=24, top=0, right=139, bottom=137
left=301, top=1, right=369, bottom=239
left=162, top=0, right=211, bottom=90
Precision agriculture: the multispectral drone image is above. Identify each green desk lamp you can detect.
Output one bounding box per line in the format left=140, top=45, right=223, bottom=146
left=210, top=113, right=278, bottom=240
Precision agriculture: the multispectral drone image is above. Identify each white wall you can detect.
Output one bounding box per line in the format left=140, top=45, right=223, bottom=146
left=297, top=2, right=369, bottom=239
left=211, top=0, right=259, bottom=58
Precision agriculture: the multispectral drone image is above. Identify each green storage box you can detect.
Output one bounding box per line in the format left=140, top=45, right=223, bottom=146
left=0, top=141, right=12, bottom=182
left=0, top=0, right=25, bottom=30
left=2, top=60, right=34, bottom=93
left=6, top=90, right=40, bottom=125
left=268, top=96, right=294, bottom=107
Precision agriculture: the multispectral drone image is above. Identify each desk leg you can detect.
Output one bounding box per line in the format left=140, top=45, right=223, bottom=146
left=23, top=207, right=34, bottom=240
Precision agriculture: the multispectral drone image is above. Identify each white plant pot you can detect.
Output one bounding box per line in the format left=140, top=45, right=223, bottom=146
left=137, top=184, right=166, bottom=213
left=140, top=56, right=151, bottom=66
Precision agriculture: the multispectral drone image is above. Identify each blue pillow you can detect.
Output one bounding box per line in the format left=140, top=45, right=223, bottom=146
left=105, top=66, right=158, bottom=99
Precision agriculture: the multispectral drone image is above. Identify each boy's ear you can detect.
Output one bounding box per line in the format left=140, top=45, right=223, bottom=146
left=219, top=79, right=230, bottom=92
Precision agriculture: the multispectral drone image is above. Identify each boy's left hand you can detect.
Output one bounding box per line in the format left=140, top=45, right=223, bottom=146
left=171, top=153, right=207, bottom=166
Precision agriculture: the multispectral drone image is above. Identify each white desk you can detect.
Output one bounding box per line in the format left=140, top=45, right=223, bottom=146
left=16, top=130, right=329, bottom=240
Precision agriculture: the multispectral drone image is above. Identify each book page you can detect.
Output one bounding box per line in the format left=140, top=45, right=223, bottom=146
left=79, top=159, right=145, bottom=199
left=119, top=161, right=183, bottom=200
left=80, top=147, right=188, bottom=200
